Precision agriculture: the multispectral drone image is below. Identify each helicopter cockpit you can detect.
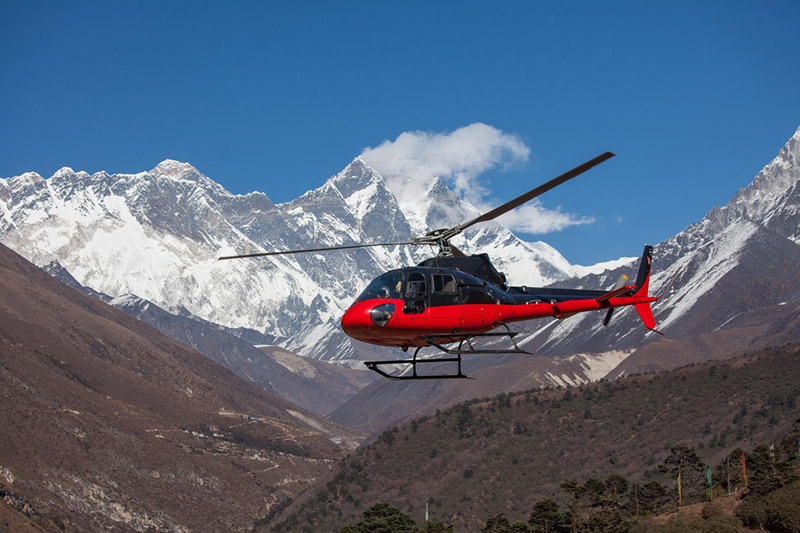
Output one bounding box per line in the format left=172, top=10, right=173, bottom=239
left=356, top=270, right=404, bottom=301
left=354, top=267, right=515, bottom=314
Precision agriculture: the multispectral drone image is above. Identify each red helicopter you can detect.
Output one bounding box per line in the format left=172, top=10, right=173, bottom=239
left=220, top=152, right=662, bottom=379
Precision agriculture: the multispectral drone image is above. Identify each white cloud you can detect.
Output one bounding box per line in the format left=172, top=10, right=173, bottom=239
left=360, top=123, right=527, bottom=204
left=497, top=202, right=594, bottom=234
left=359, top=123, right=592, bottom=235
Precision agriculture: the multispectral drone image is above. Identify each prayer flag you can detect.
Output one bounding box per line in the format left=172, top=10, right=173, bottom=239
left=741, top=451, right=748, bottom=487
left=707, top=467, right=713, bottom=501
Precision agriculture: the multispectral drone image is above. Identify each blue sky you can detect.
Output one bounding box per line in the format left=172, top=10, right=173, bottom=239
left=2, top=1, right=799, bottom=265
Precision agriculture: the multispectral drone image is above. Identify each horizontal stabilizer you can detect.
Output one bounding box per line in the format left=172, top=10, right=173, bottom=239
left=597, top=285, right=635, bottom=303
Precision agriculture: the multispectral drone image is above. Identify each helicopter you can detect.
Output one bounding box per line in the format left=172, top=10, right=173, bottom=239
left=220, top=152, right=662, bottom=379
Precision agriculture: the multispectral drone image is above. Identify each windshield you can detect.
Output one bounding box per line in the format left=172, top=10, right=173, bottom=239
left=356, top=271, right=404, bottom=302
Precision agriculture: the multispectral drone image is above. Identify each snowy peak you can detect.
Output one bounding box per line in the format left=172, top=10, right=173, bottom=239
left=495, top=125, right=800, bottom=357
left=712, top=126, right=800, bottom=227
left=283, top=159, right=414, bottom=246
left=417, top=176, right=475, bottom=234
left=648, top=126, right=800, bottom=335
left=52, top=166, right=77, bottom=180
left=0, top=172, right=43, bottom=200
left=328, top=158, right=383, bottom=198
left=147, top=159, right=232, bottom=199
left=152, top=159, right=200, bottom=177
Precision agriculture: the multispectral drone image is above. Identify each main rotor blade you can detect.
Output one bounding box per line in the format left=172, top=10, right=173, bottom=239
left=218, top=240, right=417, bottom=260
left=453, top=151, right=615, bottom=234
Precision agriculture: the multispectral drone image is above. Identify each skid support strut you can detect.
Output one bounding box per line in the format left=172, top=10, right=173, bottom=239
left=363, top=323, right=528, bottom=380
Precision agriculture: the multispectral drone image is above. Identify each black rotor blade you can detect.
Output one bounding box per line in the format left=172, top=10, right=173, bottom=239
left=602, top=308, right=615, bottom=327
left=453, top=152, right=615, bottom=234
left=218, top=240, right=417, bottom=260
left=603, top=273, right=630, bottom=327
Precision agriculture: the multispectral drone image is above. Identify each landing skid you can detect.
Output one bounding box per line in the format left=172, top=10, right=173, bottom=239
left=363, top=323, right=529, bottom=380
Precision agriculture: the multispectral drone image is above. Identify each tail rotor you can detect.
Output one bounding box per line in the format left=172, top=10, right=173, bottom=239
left=602, top=273, right=629, bottom=327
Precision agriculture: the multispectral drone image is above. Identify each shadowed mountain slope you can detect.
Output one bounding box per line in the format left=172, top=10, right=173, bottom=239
left=0, top=242, right=354, bottom=531
left=43, top=259, right=375, bottom=416
left=267, top=343, right=800, bottom=532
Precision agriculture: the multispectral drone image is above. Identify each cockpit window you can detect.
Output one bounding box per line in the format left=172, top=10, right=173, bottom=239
left=405, top=272, right=427, bottom=298
left=356, top=271, right=403, bottom=302
left=432, top=274, right=457, bottom=293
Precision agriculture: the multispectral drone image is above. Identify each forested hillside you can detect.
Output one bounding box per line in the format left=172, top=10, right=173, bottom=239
left=263, top=344, right=800, bottom=532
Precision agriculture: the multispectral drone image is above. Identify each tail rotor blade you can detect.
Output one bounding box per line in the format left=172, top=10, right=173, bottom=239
left=603, top=308, right=615, bottom=328
left=602, top=274, right=629, bottom=328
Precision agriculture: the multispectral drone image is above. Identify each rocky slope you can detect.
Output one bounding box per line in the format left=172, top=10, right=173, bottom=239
left=0, top=242, right=357, bottom=531
left=42, top=259, right=374, bottom=416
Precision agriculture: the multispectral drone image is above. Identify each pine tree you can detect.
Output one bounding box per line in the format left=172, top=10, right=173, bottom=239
left=659, top=444, right=706, bottom=502
left=339, top=502, right=421, bottom=533
left=528, top=498, right=566, bottom=533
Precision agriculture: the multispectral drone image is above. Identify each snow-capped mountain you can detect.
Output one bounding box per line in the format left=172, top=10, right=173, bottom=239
left=513, top=125, right=800, bottom=356
left=0, top=157, right=598, bottom=363
left=652, top=125, right=800, bottom=332
left=3, top=125, right=797, bottom=368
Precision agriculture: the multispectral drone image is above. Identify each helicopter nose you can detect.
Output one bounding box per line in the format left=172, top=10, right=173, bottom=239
left=341, top=302, right=396, bottom=338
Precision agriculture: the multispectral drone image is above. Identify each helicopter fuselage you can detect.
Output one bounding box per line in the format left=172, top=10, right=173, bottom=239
left=340, top=253, right=658, bottom=349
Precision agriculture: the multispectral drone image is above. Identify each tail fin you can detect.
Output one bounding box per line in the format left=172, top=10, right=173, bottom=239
left=633, top=244, right=653, bottom=298
left=602, top=245, right=663, bottom=334
left=633, top=244, right=664, bottom=335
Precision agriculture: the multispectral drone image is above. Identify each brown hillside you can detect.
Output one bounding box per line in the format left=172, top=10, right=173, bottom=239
left=0, top=242, right=350, bottom=531
left=266, top=343, right=800, bottom=532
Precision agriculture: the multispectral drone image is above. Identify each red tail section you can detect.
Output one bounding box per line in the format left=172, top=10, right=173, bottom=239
left=632, top=245, right=663, bottom=335
left=634, top=302, right=663, bottom=335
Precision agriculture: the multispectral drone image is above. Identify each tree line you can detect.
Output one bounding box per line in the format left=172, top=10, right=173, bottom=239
left=338, top=430, right=800, bottom=533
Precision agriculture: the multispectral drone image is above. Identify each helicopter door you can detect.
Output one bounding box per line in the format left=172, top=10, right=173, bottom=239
left=430, top=273, right=459, bottom=307
left=403, top=272, right=428, bottom=314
